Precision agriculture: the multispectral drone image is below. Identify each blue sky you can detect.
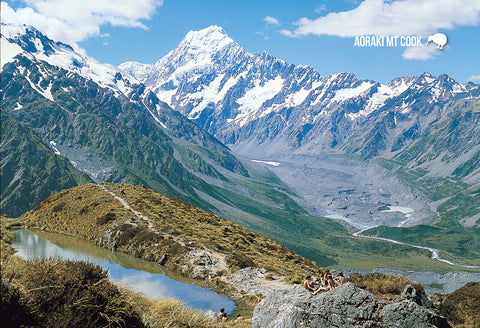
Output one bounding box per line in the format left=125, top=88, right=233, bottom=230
left=3, top=0, right=480, bottom=83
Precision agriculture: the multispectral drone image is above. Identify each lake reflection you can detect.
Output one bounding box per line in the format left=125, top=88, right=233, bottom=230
left=13, top=229, right=235, bottom=313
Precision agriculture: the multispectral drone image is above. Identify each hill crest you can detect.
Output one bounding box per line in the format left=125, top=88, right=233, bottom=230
left=20, top=183, right=321, bottom=283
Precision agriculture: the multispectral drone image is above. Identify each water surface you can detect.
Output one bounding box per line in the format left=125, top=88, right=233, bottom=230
left=13, top=229, right=236, bottom=313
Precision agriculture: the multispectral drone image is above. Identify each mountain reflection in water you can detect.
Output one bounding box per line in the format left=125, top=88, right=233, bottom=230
left=13, top=229, right=235, bottom=313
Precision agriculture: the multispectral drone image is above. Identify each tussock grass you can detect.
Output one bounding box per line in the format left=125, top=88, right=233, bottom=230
left=20, top=183, right=323, bottom=280
left=1, top=213, right=21, bottom=260
left=1, top=256, right=143, bottom=328
left=435, top=282, right=480, bottom=328
left=121, top=287, right=252, bottom=328
left=347, top=272, right=424, bottom=300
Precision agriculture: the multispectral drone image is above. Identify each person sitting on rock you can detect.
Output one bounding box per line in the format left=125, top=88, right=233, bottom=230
left=334, top=271, right=346, bottom=286
left=304, top=276, right=328, bottom=295
left=218, top=308, right=226, bottom=321
left=324, top=272, right=336, bottom=290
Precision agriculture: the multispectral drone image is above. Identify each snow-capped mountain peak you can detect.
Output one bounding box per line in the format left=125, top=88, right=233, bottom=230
left=180, top=25, right=234, bottom=53
left=1, top=22, right=145, bottom=101
left=121, top=24, right=480, bottom=158
left=120, top=25, right=244, bottom=98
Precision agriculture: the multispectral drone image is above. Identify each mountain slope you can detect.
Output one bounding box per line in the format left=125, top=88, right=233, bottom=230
left=120, top=26, right=480, bottom=164
left=19, top=183, right=322, bottom=280
left=1, top=112, right=92, bottom=217
left=0, top=23, right=361, bottom=269
left=121, top=25, right=480, bottom=262
left=0, top=24, right=284, bottom=222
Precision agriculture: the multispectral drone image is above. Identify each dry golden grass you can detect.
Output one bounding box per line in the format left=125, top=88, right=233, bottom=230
left=1, top=214, right=21, bottom=261
left=20, top=183, right=323, bottom=281
left=1, top=255, right=144, bottom=327
left=435, top=282, right=480, bottom=328
left=347, top=272, right=424, bottom=300
left=120, top=287, right=252, bottom=328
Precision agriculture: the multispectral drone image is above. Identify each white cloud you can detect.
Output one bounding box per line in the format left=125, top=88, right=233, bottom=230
left=284, top=0, right=480, bottom=37
left=314, top=4, right=327, bottom=15
left=1, top=0, right=162, bottom=46
left=279, top=29, right=293, bottom=37
left=468, top=75, right=480, bottom=82
left=264, top=16, right=280, bottom=26
left=402, top=45, right=439, bottom=60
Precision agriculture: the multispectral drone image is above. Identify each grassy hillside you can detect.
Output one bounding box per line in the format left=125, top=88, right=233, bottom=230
left=435, top=282, right=480, bottom=328
left=20, top=183, right=322, bottom=281
left=19, top=183, right=463, bottom=276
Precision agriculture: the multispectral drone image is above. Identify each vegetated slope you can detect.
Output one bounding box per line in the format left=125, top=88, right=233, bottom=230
left=435, top=282, right=480, bottom=328
left=1, top=24, right=336, bottom=264
left=362, top=100, right=480, bottom=262
left=1, top=112, right=93, bottom=217
left=20, top=183, right=322, bottom=281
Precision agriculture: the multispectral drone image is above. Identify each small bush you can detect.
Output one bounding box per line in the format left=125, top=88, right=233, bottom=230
left=227, top=252, right=255, bottom=270
left=115, top=224, right=142, bottom=247
left=438, top=282, right=480, bottom=328
left=97, top=212, right=116, bottom=225
left=51, top=202, right=66, bottom=212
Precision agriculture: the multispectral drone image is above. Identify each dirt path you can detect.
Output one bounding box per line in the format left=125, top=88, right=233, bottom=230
left=97, top=184, right=187, bottom=246
left=98, top=184, right=155, bottom=228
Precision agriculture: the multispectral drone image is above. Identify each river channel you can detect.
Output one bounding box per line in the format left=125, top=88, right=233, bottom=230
left=12, top=229, right=236, bottom=314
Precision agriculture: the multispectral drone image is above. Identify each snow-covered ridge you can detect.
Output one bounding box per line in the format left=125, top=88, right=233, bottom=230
left=1, top=23, right=141, bottom=101
left=1, top=22, right=172, bottom=130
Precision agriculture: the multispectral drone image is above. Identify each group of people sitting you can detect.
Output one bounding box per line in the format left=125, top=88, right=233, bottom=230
left=303, top=270, right=346, bottom=295
left=214, top=308, right=244, bottom=323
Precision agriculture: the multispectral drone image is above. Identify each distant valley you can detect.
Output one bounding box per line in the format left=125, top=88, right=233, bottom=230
left=121, top=26, right=479, bottom=264
left=1, top=23, right=479, bottom=270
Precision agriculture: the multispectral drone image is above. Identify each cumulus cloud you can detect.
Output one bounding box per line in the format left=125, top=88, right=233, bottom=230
left=1, top=0, right=162, bottom=45
left=402, top=45, right=439, bottom=60
left=263, top=16, right=280, bottom=26
left=284, top=0, right=480, bottom=38
left=468, top=75, right=480, bottom=82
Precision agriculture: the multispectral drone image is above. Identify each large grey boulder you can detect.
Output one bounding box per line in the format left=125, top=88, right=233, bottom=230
left=252, top=283, right=450, bottom=328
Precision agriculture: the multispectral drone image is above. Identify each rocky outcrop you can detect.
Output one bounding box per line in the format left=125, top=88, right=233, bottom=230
left=252, top=283, right=451, bottom=328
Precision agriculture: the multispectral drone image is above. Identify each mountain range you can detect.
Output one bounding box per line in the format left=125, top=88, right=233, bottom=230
left=1, top=23, right=479, bottom=268
left=120, top=25, right=480, bottom=262
left=120, top=26, right=480, bottom=165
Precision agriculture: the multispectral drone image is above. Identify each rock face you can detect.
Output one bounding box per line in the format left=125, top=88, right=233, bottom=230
left=252, top=283, right=451, bottom=328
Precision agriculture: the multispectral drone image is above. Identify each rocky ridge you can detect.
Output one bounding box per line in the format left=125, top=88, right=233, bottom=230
left=121, top=26, right=480, bottom=167
left=253, top=283, right=451, bottom=328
